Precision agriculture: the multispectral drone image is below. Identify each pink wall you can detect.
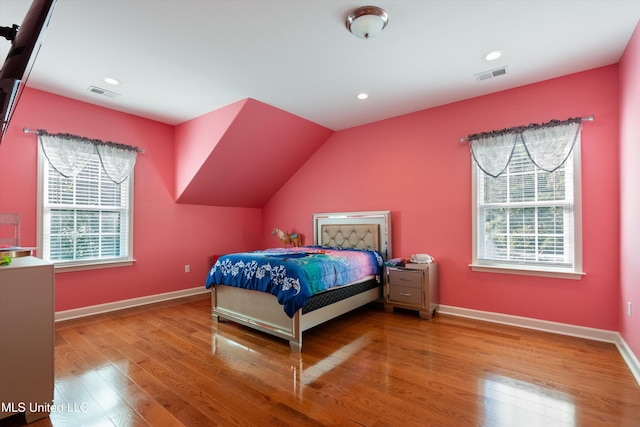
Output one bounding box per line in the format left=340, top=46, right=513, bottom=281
left=619, top=22, right=640, bottom=359
left=174, top=99, right=246, bottom=199
left=262, top=66, right=621, bottom=331
left=0, top=65, right=627, bottom=348
left=174, top=98, right=333, bottom=208
left=0, top=88, right=262, bottom=311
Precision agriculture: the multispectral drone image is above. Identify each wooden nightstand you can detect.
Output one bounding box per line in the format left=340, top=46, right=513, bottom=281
left=384, top=263, right=438, bottom=319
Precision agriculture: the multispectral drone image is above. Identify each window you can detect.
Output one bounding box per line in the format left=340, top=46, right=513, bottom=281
left=470, top=122, right=583, bottom=279
left=37, top=134, right=135, bottom=270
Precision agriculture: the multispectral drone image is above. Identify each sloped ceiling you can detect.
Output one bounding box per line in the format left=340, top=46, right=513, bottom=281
left=174, top=98, right=333, bottom=208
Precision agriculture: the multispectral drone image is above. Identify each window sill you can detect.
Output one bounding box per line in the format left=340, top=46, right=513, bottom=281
left=469, top=264, right=585, bottom=280
left=53, top=259, right=136, bottom=273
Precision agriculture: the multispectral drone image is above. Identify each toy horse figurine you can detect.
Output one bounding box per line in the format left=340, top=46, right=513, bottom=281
left=272, top=227, right=301, bottom=247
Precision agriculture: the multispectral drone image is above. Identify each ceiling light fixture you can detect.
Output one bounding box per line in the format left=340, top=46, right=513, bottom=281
left=357, top=93, right=369, bottom=100
left=104, top=77, right=120, bottom=85
left=346, top=6, right=389, bottom=39
left=483, top=50, right=503, bottom=61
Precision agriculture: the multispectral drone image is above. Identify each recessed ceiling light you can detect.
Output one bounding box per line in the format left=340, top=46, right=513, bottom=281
left=104, top=77, right=120, bottom=85
left=357, top=93, right=369, bottom=100
left=483, top=50, right=503, bottom=61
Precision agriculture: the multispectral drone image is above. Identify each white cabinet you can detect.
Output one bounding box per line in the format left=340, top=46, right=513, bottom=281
left=0, top=256, right=54, bottom=423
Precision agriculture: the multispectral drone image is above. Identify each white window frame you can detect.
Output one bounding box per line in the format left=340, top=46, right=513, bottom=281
left=470, top=137, right=583, bottom=279
left=37, top=144, right=135, bottom=271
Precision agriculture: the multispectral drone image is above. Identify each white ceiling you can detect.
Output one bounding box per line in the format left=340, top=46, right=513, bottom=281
left=2, top=0, right=640, bottom=131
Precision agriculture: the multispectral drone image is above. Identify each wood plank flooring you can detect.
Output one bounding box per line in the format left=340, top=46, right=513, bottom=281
left=1, top=294, right=639, bottom=426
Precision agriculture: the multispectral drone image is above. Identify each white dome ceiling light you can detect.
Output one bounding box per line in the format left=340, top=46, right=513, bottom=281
left=346, top=6, right=389, bottom=40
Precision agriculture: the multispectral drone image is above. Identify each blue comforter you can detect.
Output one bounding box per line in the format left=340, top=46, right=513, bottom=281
left=206, top=246, right=383, bottom=317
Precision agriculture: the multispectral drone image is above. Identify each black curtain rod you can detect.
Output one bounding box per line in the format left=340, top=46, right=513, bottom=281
left=23, top=128, right=144, bottom=153
left=459, top=115, right=594, bottom=143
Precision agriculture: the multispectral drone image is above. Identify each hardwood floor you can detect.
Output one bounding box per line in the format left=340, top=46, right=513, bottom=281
left=2, top=294, right=639, bottom=427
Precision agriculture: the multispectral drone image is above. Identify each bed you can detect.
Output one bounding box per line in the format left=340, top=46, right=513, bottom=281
left=206, top=210, right=392, bottom=351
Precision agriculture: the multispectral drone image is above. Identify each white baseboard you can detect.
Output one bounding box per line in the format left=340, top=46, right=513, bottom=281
left=55, top=287, right=210, bottom=322
left=438, top=305, right=640, bottom=387
left=615, top=333, right=640, bottom=386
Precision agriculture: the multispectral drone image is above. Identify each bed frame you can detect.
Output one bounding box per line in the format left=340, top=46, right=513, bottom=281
left=210, top=210, right=392, bottom=351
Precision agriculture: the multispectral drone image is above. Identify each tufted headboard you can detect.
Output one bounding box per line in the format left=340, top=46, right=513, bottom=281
left=312, top=211, right=392, bottom=259
left=320, top=224, right=379, bottom=251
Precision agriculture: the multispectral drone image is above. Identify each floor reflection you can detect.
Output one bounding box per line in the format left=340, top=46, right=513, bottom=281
left=50, top=363, right=136, bottom=427
left=291, top=334, right=370, bottom=394
left=212, top=333, right=256, bottom=354
left=211, top=330, right=370, bottom=398
left=483, top=375, right=576, bottom=427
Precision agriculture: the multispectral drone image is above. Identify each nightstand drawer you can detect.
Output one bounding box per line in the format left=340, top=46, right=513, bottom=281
left=388, top=269, right=421, bottom=288
left=389, top=285, right=422, bottom=305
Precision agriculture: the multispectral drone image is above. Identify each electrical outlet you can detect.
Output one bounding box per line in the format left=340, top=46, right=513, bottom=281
left=184, top=264, right=190, bottom=273
left=627, top=301, right=632, bottom=317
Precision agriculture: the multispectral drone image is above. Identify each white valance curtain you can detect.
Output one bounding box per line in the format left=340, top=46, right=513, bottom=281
left=468, top=117, right=584, bottom=178
left=38, top=131, right=139, bottom=183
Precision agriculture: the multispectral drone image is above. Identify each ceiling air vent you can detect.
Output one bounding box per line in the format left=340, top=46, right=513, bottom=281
left=475, top=66, right=508, bottom=82
left=87, top=86, right=120, bottom=98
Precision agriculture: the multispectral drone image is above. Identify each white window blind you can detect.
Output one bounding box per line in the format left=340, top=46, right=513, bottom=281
left=42, top=153, right=132, bottom=264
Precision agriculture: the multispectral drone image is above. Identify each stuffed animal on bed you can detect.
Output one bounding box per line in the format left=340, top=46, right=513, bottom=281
left=272, top=227, right=301, bottom=247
